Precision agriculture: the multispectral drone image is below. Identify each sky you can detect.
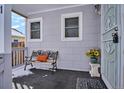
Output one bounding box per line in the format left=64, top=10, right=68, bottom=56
left=11, top=12, right=26, bottom=35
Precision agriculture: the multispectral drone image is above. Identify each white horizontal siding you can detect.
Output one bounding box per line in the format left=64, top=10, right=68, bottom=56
left=27, top=5, right=101, bottom=71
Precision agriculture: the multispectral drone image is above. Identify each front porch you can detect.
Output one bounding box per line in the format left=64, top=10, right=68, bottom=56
left=0, top=4, right=124, bottom=89
left=12, top=66, right=106, bottom=89
left=10, top=4, right=104, bottom=89
left=11, top=48, right=106, bottom=89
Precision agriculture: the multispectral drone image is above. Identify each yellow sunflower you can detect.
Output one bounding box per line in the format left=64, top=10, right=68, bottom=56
left=94, top=50, right=100, bottom=57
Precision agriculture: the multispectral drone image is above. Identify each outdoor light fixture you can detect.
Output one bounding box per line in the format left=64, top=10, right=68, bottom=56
left=94, top=4, right=101, bottom=15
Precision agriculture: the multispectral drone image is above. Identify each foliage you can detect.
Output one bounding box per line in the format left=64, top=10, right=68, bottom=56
left=86, top=49, right=100, bottom=58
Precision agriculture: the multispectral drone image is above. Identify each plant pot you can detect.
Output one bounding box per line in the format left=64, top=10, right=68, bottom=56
left=90, top=57, right=97, bottom=64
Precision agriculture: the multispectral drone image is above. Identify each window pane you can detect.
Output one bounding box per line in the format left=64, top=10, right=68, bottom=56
left=31, top=30, right=40, bottom=39
left=65, top=28, right=79, bottom=37
left=65, top=17, right=79, bottom=27
left=31, top=22, right=40, bottom=30
left=30, top=22, right=40, bottom=39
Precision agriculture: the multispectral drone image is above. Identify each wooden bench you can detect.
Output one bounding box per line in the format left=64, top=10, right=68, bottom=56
left=24, top=50, right=58, bottom=72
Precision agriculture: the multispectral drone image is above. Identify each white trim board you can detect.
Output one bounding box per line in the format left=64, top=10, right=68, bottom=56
left=102, top=74, right=113, bottom=89
left=0, top=4, right=5, bottom=53
left=28, top=4, right=87, bottom=16
left=61, top=12, right=83, bottom=41
left=120, top=5, right=124, bottom=88
left=58, top=67, right=89, bottom=72
left=27, top=17, right=43, bottom=42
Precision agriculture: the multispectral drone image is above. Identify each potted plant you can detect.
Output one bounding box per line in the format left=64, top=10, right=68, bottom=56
left=86, top=48, right=100, bottom=64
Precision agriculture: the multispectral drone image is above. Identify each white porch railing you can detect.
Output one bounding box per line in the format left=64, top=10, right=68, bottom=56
left=12, top=47, right=27, bottom=68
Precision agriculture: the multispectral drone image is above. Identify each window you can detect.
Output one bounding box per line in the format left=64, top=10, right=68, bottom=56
left=27, top=17, right=42, bottom=42
left=61, top=12, right=82, bottom=41
left=30, top=22, right=40, bottom=39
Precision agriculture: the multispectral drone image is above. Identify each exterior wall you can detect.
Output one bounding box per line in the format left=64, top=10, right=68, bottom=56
left=27, top=5, right=101, bottom=71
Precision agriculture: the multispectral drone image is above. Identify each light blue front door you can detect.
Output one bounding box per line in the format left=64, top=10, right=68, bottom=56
left=101, top=5, right=121, bottom=88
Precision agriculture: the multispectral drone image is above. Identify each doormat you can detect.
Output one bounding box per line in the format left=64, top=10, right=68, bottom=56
left=76, top=78, right=107, bottom=89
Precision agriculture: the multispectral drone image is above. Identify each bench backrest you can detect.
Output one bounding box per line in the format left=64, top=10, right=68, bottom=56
left=30, top=50, right=58, bottom=62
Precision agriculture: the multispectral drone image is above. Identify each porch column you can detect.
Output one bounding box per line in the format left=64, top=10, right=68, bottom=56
left=0, top=4, right=12, bottom=89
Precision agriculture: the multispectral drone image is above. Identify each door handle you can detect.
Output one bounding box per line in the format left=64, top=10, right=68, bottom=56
left=112, top=27, right=118, bottom=43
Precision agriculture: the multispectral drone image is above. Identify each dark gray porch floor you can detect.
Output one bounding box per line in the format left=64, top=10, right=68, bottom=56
left=12, top=68, right=107, bottom=89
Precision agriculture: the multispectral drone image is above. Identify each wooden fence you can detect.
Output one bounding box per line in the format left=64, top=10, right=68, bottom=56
left=12, top=47, right=27, bottom=68
left=12, top=42, right=25, bottom=48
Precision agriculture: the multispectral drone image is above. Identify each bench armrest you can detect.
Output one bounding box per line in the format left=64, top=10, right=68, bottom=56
left=25, top=56, right=32, bottom=61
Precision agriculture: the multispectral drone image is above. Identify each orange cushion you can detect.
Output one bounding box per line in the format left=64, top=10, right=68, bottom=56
left=36, top=55, right=48, bottom=62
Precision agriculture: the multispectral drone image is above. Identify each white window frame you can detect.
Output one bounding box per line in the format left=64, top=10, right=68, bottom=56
left=61, top=12, right=82, bottom=41
left=27, top=17, right=43, bottom=42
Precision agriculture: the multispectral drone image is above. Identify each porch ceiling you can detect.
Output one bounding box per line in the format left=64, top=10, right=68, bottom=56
left=12, top=4, right=81, bottom=17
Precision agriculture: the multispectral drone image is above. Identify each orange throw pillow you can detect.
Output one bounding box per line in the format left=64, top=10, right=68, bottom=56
left=36, top=55, right=48, bottom=62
